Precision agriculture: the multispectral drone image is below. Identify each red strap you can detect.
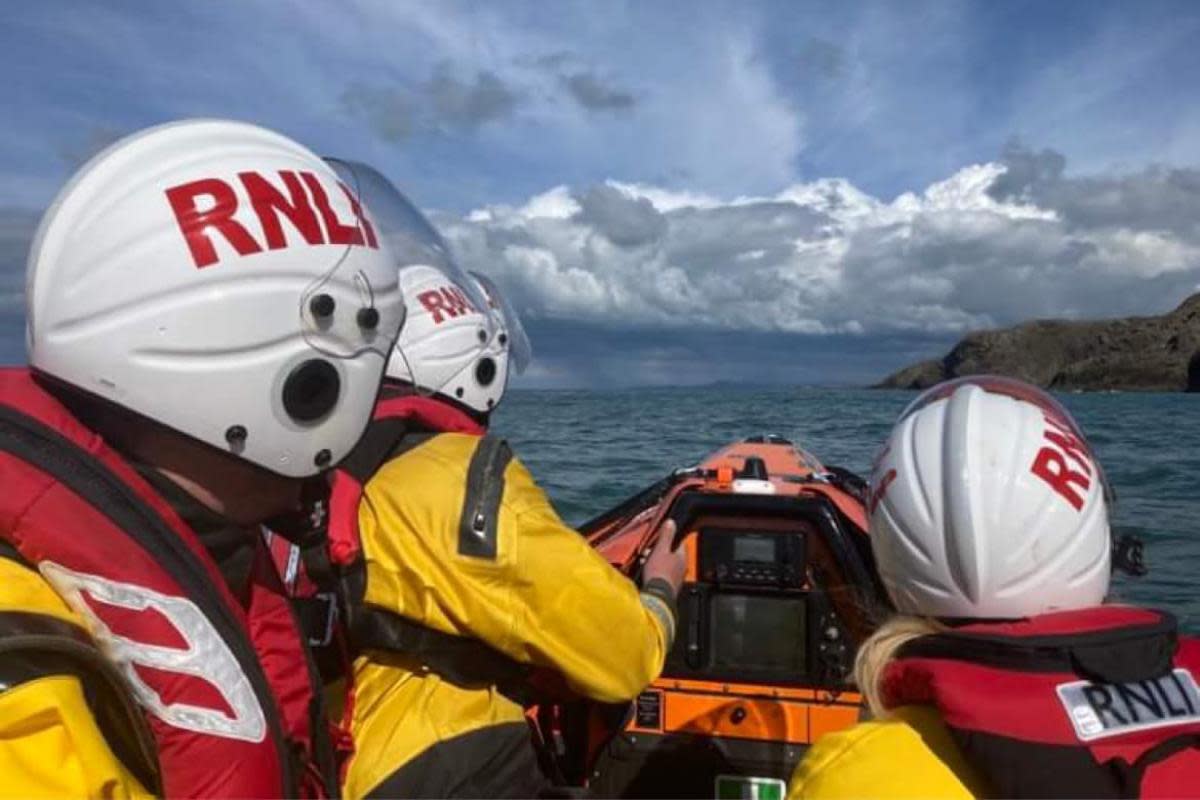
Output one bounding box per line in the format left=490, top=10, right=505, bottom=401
left=246, top=540, right=319, bottom=752
left=372, top=394, right=484, bottom=434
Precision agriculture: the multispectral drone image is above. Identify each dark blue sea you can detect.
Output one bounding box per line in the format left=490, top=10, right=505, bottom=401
left=494, top=388, right=1200, bottom=632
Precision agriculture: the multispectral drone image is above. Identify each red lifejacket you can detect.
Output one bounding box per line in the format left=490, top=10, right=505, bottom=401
left=884, top=606, right=1200, bottom=798
left=0, top=368, right=335, bottom=799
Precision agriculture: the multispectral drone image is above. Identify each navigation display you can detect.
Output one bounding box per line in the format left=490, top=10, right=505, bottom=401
left=711, top=594, right=806, bottom=672
left=733, top=535, right=776, bottom=563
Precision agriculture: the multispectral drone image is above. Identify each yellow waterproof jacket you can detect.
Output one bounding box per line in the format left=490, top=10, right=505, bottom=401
left=787, top=705, right=987, bottom=799
left=344, top=432, right=673, bottom=798
left=0, top=557, right=154, bottom=799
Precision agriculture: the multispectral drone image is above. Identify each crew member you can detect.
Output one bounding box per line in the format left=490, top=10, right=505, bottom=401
left=325, top=263, right=687, bottom=798
left=788, top=376, right=1200, bottom=799
left=0, top=120, right=415, bottom=797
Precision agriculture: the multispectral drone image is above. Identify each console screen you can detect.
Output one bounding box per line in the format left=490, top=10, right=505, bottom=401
left=711, top=594, right=806, bottom=673
left=732, top=535, right=776, bottom=563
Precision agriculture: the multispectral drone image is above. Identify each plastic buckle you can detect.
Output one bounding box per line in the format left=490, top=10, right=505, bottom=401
left=307, top=592, right=339, bottom=647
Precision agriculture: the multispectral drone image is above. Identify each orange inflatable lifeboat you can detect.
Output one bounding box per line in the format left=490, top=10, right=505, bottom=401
left=545, top=435, right=889, bottom=799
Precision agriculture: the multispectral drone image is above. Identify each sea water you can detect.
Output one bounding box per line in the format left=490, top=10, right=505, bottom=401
left=493, top=387, right=1200, bottom=632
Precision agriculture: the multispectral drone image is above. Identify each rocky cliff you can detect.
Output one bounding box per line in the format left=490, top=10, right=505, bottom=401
left=876, top=295, right=1200, bottom=392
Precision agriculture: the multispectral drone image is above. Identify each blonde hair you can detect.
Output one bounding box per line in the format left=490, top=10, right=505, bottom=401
left=854, top=615, right=944, bottom=719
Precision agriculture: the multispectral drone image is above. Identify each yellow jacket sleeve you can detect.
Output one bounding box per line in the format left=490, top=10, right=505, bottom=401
left=358, top=433, right=672, bottom=704
left=787, top=705, right=983, bottom=800
left=0, top=558, right=154, bottom=800
left=491, top=455, right=671, bottom=701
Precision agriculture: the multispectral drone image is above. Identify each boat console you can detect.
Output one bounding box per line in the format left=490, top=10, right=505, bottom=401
left=557, top=437, right=887, bottom=799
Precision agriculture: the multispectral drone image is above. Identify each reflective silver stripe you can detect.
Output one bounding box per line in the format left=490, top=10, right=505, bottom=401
left=640, top=592, right=676, bottom=650
left=283, top=544, right=300, bottom=587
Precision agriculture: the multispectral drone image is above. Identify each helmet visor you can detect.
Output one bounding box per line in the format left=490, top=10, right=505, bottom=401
left=471, top=271, right=532, bottom=374
left=325, top=160, right=497, bottom=397
left=900, top=375, right=1115, bottom=506
left=296, top=159, right=411, bottom=360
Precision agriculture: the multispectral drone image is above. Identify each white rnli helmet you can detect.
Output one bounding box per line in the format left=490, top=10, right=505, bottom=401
left=868, top=376, right=1112, bottom=619
left=385, top=266, right=530, bottom=415
left=27, top=119, right=407, bottom=478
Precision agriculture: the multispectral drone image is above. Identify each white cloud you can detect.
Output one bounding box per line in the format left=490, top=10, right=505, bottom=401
left=518, top=186, right=580, bottom=220
left=441, top=158, right=1200, bottom=337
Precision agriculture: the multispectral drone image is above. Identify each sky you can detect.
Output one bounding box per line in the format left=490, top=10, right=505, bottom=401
left=3, top=0, right=1200, bottom=387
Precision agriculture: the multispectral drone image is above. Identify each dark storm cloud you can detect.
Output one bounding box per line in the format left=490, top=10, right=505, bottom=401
left=425, top=64, right=520, bottom=129
left=991, top=141, right=1200, bottom=237
left=516, top=317, right=954, bottom=389
left=441, top=142, right=1200, bottom=341
left=561, top=72, right=636, bottom=111
left=986, top=140, right=1067, bottom=200
left=573, top=185, right=665, bottom=247
left=342, top=63, right=521, bottom=142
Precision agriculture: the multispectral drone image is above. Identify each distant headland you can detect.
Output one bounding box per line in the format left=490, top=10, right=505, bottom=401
left=875, top=294, right=1200, bottom=392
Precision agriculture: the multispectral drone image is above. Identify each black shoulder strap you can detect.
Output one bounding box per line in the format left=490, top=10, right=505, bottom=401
left=352, top=607, right=534, bottom=706
left=338, top=418, right=435, bottom=484
left=1109, top=733, right=1200, bottom=799
left=306, top=419, right=437, bottom=616
left=898, top=612, right=1177, bottom=682
left=458, top=435, right=513, bottom=560
left=0, top=609, right=162, bottom=795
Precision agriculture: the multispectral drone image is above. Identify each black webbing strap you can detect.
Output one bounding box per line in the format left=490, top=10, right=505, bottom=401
left=305, top=423, right=440, bottom=647
left=457, top=435, right=513, bottom=560
left=338, top=418, right=436, bottom=484
left=1110, top=733, right=1200, bottom=799
left=353, top=607, right=535, bottom=706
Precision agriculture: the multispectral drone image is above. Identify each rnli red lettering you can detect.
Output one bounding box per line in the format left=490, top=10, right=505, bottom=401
left=168, top=171, right=382, bottom=268
left=165, top=179, right=263, bottom=269
left=338, top=182, right=379, bottom=248
left=1032, top=442, right=1091, bottom=511
left=302, top=172, right=365, bottom=247
left=240, top=170, right=323, bottom=250
left=419, top=286, right=477, bottom=324
left=1043, top=425, right=1093, bottom=477
left=418, top=289, right=450, bottom=324
left=441, top=286, right=474, bottom=317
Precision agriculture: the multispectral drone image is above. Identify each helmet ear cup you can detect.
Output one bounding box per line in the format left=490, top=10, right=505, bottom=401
left=475, top=357, right=497, bottom=387
left=282, top=359, right=341, bottom=423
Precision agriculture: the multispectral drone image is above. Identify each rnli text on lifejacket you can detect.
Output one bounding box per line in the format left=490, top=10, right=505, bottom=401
left=1057, top=669, right=1200, bottom=741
